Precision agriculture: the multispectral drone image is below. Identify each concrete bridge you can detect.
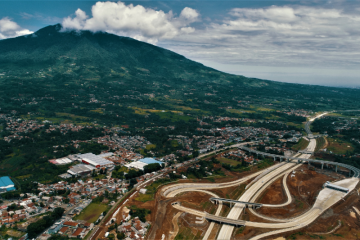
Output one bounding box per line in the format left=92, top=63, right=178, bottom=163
left=205, top=214, right=246, bottom=227
left=210, top=197, right=263, bottom=209
left=238, top=146, right=360, bottom=178
left=298, top=150, right=314, bottom=154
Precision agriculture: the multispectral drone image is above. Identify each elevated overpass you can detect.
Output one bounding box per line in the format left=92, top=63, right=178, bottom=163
left=205, top=213, right=246, bottom=227
left=238, top=146, right=360, bottom=178
left=210, top=198, right=263, bottom=209
left=298, top=150, right=314, bottom=154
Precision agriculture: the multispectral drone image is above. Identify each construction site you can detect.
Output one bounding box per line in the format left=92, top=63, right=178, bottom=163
left=91, top=112, right=360, bottom=240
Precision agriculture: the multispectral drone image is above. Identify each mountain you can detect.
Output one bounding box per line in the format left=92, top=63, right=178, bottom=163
left=0, top=24, right=360, bottom=123
left=0, top=23, right=257, bottom=86
left=1, top=24, right=360, bottom=184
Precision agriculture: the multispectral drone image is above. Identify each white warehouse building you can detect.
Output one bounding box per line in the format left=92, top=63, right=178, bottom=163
left=76, top=153, right=114, bottom=168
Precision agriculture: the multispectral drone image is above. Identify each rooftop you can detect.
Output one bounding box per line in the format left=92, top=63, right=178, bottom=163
left=139, top=158, right=163, bottom=165
left=0, top=176, right=15, bottom=188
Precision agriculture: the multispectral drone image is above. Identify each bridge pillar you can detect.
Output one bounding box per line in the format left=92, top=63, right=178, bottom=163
left=287, top=158, right=289, bottom=162
left=308, top=161, right=310, bottom=169
left=273, top=156, right=276, bottom=161
left=321, top=163, right=324, bottom=170
left=335, top=165, right=338, bottom=173
left=280, top=158, right=282, bottom=162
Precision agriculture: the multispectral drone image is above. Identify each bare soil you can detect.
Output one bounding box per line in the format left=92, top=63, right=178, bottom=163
left=254, top=165, right=336, bottom=219
left=258, top=178, right=286, bottom=205
left=148, top=191, right=213, bottom=240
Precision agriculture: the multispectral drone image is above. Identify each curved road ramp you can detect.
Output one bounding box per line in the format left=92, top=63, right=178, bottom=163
left=162, top=113, right=360, bottom=240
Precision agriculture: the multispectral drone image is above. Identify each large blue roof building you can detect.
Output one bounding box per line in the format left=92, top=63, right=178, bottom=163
left=0, top=176, right=16, bottom=193
left=139, top=158, right=163, bottom=165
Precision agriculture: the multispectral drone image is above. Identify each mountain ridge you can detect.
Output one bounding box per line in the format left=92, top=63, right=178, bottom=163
left=0, top=23, right=360, bottom=118
left=1, top=23, right=266, bottom=87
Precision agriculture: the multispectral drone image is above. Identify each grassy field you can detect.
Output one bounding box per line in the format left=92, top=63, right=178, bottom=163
left=145, top=144, right=156, bottom=150
left=170, top=140, right=179, bottom=148
left=155, top=112, right=193, bottom=122
left=230, top=184, right=246, bottom=199
left=218, top=157, right=240, bottom=166
left=291, top=138, right=310, bottom=151
left=6, top=229, right=25, bottom=238
left=327, top=138, right=354, bottom=154
left=73, top=203, right=108, bottom=223
left=135, top=194, right=154, bottom=202
left=315, top=137, right=326, bottom=152
left=175, top=226, right=197, bottom=240
left=286, top=122, right=303, bottom=130
left=135, top=178, right=173, bottom=202
left=55, top=112, right=89, bottom=120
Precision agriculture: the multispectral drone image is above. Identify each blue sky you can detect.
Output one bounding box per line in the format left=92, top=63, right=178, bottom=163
left=0, top=0, right=360, bottom=87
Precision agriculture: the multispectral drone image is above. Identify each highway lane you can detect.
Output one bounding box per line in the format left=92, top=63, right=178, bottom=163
left=216, top=112, right=327, bottom=239
left=165, top=151, right=311, bottom=238
left=216, top=162, right=298, bottom=239
left=186, top=190, right=223, bottom=240
left=217, top=155, right=311, bottom=238
left=248, top=177, right=359, bottom=240
left=166, top=111, right=358, bottom=239
left=164, top=169, right=265, bottom=198
left=174, top=177, right=358, bottom=231
left=255, top=164, right=301, bottom=209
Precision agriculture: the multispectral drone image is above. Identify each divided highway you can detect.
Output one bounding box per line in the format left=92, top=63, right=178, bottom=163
left=165, top=112, right=360, bottom=240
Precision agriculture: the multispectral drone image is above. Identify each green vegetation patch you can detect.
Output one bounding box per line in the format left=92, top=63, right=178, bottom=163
left=291, top=138, right=310, bottom=151
left=145, top=144, right=156, bottom=150
left=218, top=157, right=241, bottom=166
left=315, top=137, right=326, bottom=152
left=175, top=226, right=196, bottom=240
left=129, top=205, right=151, bottom=222
left=154, top=111, right=193, bottom=122
left=327, top=138, right=354, bottom=154
left=135, top=178, right=173, bottom=202
left=73, top=203, right=108, bottom=223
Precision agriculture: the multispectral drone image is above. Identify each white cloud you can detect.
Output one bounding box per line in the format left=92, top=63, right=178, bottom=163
left=62, top=1, right=199, bottom=44
left=0, top=17, right=33, bottom=39
left=230, top=6, right=297, bottom=22
left=162, top=5, right=360, bottom=72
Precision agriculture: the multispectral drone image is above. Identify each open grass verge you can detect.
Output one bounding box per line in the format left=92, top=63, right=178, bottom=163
left=315, top=137, right=326, bottom=152
left=291, top=138, right=310, bottom=151
left=73, top=203, right=108, bottom=223
left=218, top=157, right=240, bottom=166
left=327, top=138, right=354, bottom=154
left=135, top=178, right=173, bottom=202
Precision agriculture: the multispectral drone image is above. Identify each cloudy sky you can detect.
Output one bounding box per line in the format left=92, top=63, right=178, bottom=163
left=0, top=0, right=359, bottom=87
